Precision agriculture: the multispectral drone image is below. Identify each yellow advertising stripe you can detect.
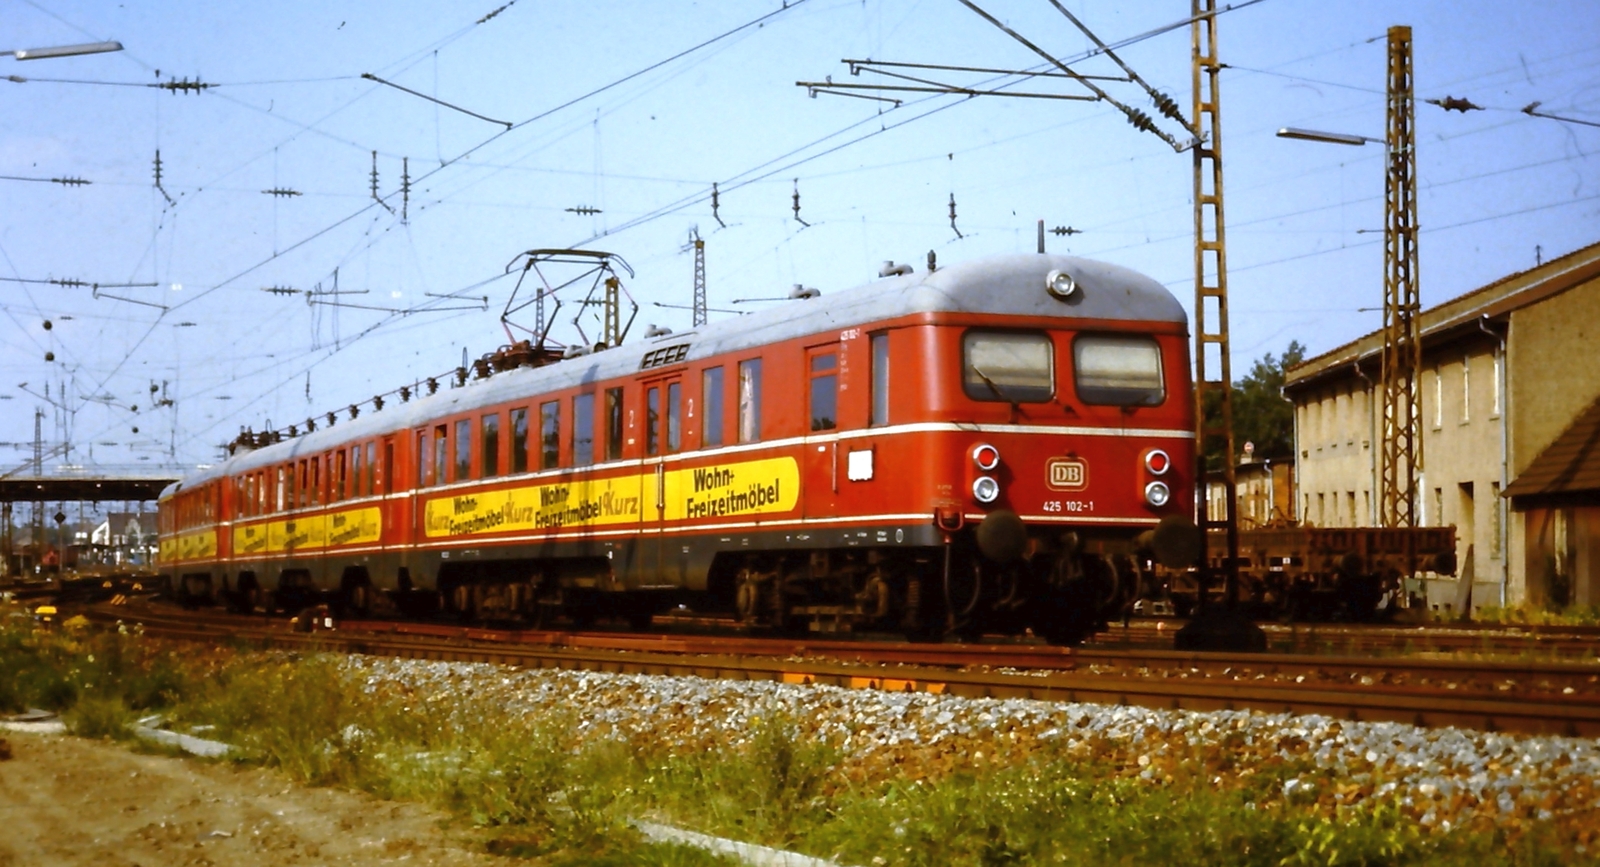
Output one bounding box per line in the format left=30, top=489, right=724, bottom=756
left=160, top=529, right=218, bottom=564
left=231, top=506, right=382, bottom=556
left=423, top=456, right=800, bottom=540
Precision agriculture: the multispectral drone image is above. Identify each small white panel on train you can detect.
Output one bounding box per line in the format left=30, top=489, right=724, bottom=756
left=847, top=449, right=874, bottom=481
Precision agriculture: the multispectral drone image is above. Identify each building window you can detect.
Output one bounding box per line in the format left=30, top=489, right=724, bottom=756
left=870, top=332, right=889, bottom=427
left=810, top=351, right=838, bottom=431
left=605, top=388, right=624, bottom=461
left=1348, top=492, right=1356, bottom=528
left=1433, top=366, right=1443, bottom=429
left=455, top=419, right=471, bottom=482
left=738, top=359, right=762, bottom=443
left=540, top=401, right=561, bottom=469
left=573, top=393, right=594, bottom=466
left=481, top=413, right=500, bottom=478
left=702, top=367, right=724, bottom=447
left=1461, top=356, right=1471, bottom=423
left=1432, top=487, right=1443, bottom=528
left=511, top=408, right=529, bottom=473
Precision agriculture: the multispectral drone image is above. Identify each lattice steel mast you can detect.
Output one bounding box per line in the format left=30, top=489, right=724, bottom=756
left=1190, top=0, right=1239, bottom=608
left=1380, top=25, right=1422, bottom=529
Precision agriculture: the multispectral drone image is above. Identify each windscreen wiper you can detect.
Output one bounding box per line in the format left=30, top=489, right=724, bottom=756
left=970, top=363, right=1021, bottom=415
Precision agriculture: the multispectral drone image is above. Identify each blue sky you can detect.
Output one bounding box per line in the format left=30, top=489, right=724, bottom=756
left=2, top=0, right=1597, bottom=473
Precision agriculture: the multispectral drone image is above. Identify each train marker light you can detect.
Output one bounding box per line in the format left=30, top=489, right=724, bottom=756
left=972, top=476, right=1001, bottom=504
left=1144, top=449, right=1171, bottom=475
left=1045, top=269, right=1078, bottom=300
left=1144, top=480, right=1171, bottom=507
left=972, top=443, right=1001, bottom=471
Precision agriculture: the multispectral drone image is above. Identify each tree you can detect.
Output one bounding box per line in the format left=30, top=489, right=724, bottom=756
left=1202, top=340, right=1305, bottom=470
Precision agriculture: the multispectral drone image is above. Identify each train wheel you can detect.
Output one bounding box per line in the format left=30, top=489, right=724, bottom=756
left=734, top=571, right=761, bottom=623
left=343, top=580, right=372, bottom=619
left=235, top=576, right=261, bottom=615
left=1033, top=580, right=1095, bottom=646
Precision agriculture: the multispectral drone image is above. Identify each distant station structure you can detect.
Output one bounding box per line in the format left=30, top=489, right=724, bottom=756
left=0, top=469, right=178, bottom=577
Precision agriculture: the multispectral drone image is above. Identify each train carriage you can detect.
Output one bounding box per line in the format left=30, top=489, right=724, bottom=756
left=158, top=252, right=1195, bottom=644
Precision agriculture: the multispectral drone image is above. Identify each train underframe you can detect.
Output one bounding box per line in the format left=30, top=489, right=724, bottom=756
left=168, top=517, right=1156, bottom=645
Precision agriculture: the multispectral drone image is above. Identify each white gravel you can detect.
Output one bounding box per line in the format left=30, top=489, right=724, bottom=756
left=344, top=656, right=1600, bottom=832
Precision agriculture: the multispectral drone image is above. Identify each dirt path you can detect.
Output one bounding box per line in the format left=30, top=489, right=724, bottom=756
left=0, top=731, right=505, bottom=867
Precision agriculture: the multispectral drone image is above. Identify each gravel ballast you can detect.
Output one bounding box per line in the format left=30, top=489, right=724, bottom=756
left=346, top=656, right=1600, bottom=836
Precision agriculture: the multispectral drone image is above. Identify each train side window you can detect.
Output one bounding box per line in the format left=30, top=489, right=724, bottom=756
left=645, top=387, right=661, bottom=456
left=870, top=332, right=889, bottom=427
left=667, top=381, right=682, bottom=452
left=738, top=359, right=762, bottom=443
left=299, top=460, right=310, bottom=508
left=1073, top=334, right=1165, bottom=406
left=454, top=419, right=471, bottom=482
left=417, top=430, right=432, bottom=488
left=335, top=450, right=347, bottom=502
left=366, top=442, right=376, bottom=495
left=702, top=366, right=724, bottom=447
left=481, top=413, right=501, bottom=478
left=434, top=424, right=449, bottom=485
left=381, top=439, right=394, bottom=493
left=540, top=401, right=561, bottom=469
left=605, top=388, right=624, bottom=460
left=349, top=446, right=362, bottom=498
left=276, top=467, right=286, bottom=512
left=313, top=457, right=324, bottom=506
left=510, top=408, right=530, bottom=473
left=573, top=393, right=594, bottom=466
left=809, top=351, right=838, bottom=432
left=962, top=330, right=1054, bottom=403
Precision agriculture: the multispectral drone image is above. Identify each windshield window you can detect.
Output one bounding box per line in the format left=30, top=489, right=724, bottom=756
left=962, top=331, right=1053, bottom=403
left=1074, top=334, right=1164, bottom=406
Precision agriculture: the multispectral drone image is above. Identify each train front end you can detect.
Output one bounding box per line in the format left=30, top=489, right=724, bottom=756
left=913, top=255, right=1195, bottom=644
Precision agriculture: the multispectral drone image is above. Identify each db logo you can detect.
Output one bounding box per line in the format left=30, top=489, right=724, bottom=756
left=1046, top=457, right=1087, bottom=491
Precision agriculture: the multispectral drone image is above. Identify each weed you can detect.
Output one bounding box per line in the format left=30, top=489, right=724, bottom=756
left=63, top=694, right=135, bottom=740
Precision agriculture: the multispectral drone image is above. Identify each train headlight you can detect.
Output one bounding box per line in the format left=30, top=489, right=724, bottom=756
left=971, top=443, right=1001, bottom=471
left=1144, top=448, right=1171, bottom=475
left=1045, top=268, right=1078, bottom=300
left=972, top=476, right=1001, bottom=504
left=1144, top=480, right=1171, bottom=508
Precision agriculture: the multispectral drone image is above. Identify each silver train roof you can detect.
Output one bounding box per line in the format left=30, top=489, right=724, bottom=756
left=164, top=253, right=1185, bottom=496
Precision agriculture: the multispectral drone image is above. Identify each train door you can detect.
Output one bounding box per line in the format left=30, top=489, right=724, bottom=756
left=803, top=343, right=840, bottom=520
left=641, top=375, right=684, bottom=588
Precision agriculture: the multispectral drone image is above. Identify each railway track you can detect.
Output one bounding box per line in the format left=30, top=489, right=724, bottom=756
left=83, top=600, right=1600, bottom=738
left=1090, top=617, right=1600, bottom=658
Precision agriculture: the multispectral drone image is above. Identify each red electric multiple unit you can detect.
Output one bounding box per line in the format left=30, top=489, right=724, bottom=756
left=159, top=253, right=1195, bottom=644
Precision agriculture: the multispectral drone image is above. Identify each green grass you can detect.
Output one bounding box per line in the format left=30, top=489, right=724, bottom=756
left=3, top=621, right=1596, bottom=865
left=1473, top=605, right=1600, bottom=627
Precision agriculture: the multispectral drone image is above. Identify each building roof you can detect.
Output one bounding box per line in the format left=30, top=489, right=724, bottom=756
left=1503, top=393, right=1600, bottom=501
left=1284, top=239, right=1600, bottom=393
